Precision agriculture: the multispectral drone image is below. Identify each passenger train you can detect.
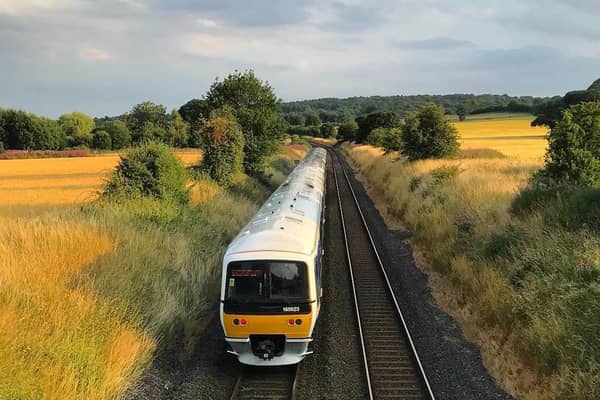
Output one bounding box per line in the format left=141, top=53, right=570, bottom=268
left=220, top=148, right=327, bottom=366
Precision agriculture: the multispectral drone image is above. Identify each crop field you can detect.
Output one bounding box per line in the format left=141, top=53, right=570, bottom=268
left=453, top=117, right=548, bottom=159
left=0, top=151, right=201, bottom=214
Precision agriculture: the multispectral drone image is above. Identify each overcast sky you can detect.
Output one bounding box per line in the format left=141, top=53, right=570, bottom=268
left=1, top=0, right=599, bottom=117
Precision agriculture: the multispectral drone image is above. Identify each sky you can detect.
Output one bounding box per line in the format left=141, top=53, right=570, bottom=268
left=1, top=0, right=600, bottom=118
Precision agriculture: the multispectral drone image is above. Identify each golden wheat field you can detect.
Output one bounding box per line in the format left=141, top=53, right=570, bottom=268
left=453, top=117, right=548, bottom=159
left=0, top=151, right=201, bottom=212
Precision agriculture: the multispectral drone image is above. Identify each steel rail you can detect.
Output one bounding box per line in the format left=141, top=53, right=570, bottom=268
left=330, top=147, right=435, bottom=400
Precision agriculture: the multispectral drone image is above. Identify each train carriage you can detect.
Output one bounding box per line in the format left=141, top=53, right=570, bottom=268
left=220, top=148, right=327, bottom=366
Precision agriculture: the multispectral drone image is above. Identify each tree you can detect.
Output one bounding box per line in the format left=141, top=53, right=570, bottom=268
left=536, top=101, right=600, bottom=186
left=338, top=119, right=358, bottom=142
left=1, top=110, right=65, bottom=150
left=366, top=127, right=388, bottom=147
left=101, top=120, right=131, bottom=150
left=320, top=122, right=337, bottom=138
left=166, top=110, right=189, bottom=147
left=284, top=113, right=304, bottom=126
left=103, top=142, right=189, bottom=204
left=533, top=79, right=600, bottom=128
left=401, top=103, right=459, bottom=160
left=304, top=111, right=321, bottom=127
left=92, top=130, right=112, bottom=150
left=127, top=102, right=168, bottom=144
left=178, top=99, right=208, bottom=124
left=356, top=110, right=400, bottom=143
left=199, top=108, right=245, bottom=185
left=58, top=111, right=94, bottom=147
left=205, top=70, right=284, bottom=175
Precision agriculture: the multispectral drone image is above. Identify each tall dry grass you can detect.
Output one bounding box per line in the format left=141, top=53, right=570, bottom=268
left=343, top=143, right=600, bottom=399
left=0, top=144, right=307, bottom=399
left=0, top=217, right=154, bottom=400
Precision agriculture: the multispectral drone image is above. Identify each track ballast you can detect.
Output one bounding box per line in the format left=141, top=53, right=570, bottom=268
left=230, top=366, right=297, bottom=400
left=330, top=148, right=435, bottom=400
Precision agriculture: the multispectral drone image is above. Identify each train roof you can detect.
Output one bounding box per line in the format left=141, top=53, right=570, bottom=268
left=225, top=148, right=327, bottom=259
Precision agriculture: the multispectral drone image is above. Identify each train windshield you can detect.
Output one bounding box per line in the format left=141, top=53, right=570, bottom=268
left=226, top=261, right=308, bottom=303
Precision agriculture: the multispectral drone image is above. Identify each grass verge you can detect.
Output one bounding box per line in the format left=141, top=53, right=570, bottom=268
left=341, top=143, right=600, bottom=399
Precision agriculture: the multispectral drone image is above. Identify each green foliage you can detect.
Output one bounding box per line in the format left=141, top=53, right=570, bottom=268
left=319, top=122, right=337, bottom=138
left=283, top=93, right=546, bottom=123
left=178, top=98, right=208, bottom=124
left=92, top=130, right=112, bottom=150
left=533, top=78, right=600, bottom=127
left=199, top=108, right=245, bottom=185
left=0, top=109, right=66, bottom=150
left=58, top=111, right=94, bottom=147
left=290, top=134, right=310, bottom=147
left=103, top=142, right=189, bottom=204
left=382, top=127, right=403, bottom=152
left=338, top=119, right=358, bottom=142
left=366, top=127, right=388, bottom=147
left=356, top=110, right=400, bottom=143
left=205, top=70, right=284, bottom=175
left=127, top=102, right=168, bottom=144
left=284, top=113, right=304, bottom=126
left=536, top=102, right=600, bottom=186
left=0, top=141, right=4, bottom=154
left=304, top=111, right=321, bottom=126
left=166, top=110, right=189, bottom=148
left=100, top=120, right=131, bottom=150
left=513, top=185, right=600, bottom=232
left=401, top=103, right=459, bottom=160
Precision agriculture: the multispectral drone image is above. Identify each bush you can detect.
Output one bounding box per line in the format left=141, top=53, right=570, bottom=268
left=338, top=120, right=358, bottom=142
left=536, top=101, right=600, bottom=186
left=92, top=130, right=112, bottom=150
left=103, top=142, right=189, bottom=204
left=199, top=108, right=245, bottom=185
left=320, top=122, right=337, bottom=138
left=366, top=127, right=388, bottom=147
left=401, top=102, right=459, bottom=160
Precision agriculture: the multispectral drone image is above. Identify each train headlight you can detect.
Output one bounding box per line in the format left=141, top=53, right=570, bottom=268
left=295, top=319, right=302, bottom=326
left=233, top=318, right=239, bottom=326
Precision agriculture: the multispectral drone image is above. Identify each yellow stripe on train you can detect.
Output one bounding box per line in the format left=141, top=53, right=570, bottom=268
left=223, top=313, right=313, bottom=339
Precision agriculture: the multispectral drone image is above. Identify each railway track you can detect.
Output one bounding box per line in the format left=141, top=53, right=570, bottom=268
left=330, top=148, right=435, bottom=400
left=230, top=366, right=298, bottom=400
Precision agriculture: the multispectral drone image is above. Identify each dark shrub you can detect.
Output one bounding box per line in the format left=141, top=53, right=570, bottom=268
left=199, top=108, right=245, bottom=185
left=536, top=101, right=600, bottom=186
left=103, top=142, right=189, bottom=204
left=92, top=130, right=112, bottom=150
left=402, top=103, right=459, bottom=160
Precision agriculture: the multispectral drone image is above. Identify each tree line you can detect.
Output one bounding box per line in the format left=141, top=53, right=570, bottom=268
left=282, top=93, right=549, bottom=124
left=0, top=70, right=285, bottom=180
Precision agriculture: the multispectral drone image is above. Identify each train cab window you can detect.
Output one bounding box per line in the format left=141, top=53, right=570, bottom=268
left=226, top=261, right=308, bottom=303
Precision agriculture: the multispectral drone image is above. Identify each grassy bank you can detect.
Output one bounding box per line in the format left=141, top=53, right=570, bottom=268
left=341, top=143, right=600, bottom=399
left=0, top=145, right=307, bottom=399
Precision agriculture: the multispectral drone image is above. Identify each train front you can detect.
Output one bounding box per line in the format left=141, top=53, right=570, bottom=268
left=220, top=250, right=317, bottom=366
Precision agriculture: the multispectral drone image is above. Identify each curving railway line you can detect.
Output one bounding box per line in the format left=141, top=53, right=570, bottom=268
left=330, top=147, right=435, bottom=400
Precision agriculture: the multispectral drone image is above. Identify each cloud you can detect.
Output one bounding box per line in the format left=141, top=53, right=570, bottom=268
left=394, top=37, right=474, bottom=51
left=197, top=17, right=218, bottom=28
left=1, top=0, right=600, bottom=117
left=0, top=0, right=75, bottom=16
left=79, top=47, right=113, bottom=61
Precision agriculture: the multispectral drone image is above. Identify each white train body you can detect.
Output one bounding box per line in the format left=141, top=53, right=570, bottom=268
left=220, top=148, right=327, bottom=366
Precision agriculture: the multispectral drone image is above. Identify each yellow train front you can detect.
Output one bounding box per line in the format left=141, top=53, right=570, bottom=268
left=220, top=148, right=326, bottom=366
